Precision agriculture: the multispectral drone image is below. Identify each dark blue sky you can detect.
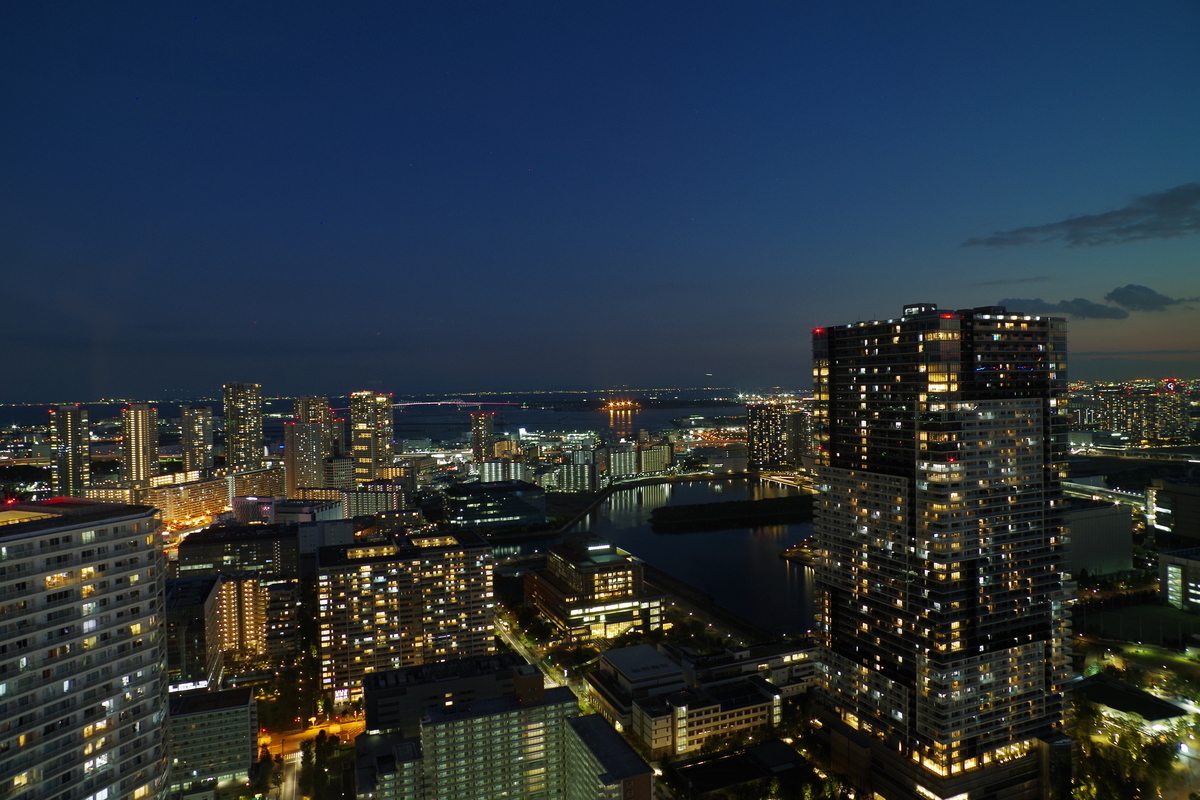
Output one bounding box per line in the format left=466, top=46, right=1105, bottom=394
left=3, top=2, right=1198, bottom=401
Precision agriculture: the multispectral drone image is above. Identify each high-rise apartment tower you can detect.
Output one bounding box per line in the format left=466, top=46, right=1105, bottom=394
left=180, top=404, right=214, bottom=472
left=316, top=532, right=494, bottom=701
left=470, top=412, right=495, bottom=463
left=122, top=403, right=159, bottom=484
left=222, top=383, right=264, bottom=471
left=48, top=404, right=90, bottom=496
left=746, top=403, right=790, bottom=469
left=812, top=304, right=1072, bottom=800
left=0, top=500, right=170, bottom=800
left=350, top=391, right=394, bottom=482
left=284, top=421, right=325, bottom=496
left=294, top=396, right=345, bottom=457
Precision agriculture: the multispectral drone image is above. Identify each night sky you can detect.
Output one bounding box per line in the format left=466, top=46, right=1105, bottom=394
left=3, top=2, right=1198, bottom=402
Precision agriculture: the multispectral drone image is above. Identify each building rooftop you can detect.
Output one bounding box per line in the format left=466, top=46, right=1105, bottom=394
left=552, top=533, right=637, bottom=568
left=1075, top=673, right=1189, bottom=722
left=679, top=638, right=816, bottom=670
left=169, top=687, right=254, bottom=716
left=667, top=739, right=807, bottom=796
left=445, top=480, right=542, bottom=497
left=363, top=653, right=528, bottom=691
left=317, top=530, right=489, bottom=568
left=422, top=686, right=576, bottom=726
left=358, top=734, right=421, bottom=769
left=1065, top=498, right=1124, bottom=512
left=180, top=522, right=298, bottom=545
left=567, top=715, right=650, bottom=782
left=602, top=644, right=681, bottom=682
left=635, top=676, right=778, bottom=717
left=0, top=500, right=155, bottom=539
left=165, top=577, right=220, bottom=609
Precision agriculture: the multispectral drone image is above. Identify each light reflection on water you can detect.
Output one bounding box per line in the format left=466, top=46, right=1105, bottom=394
left=572, top=477, right=815, bottom=635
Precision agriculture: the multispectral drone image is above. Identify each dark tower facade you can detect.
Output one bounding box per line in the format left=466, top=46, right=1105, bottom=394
left=48, top=404, right=90, bottom=496
left=222, top=382, right=264, bottom=471
left=746, top=403, right=789, bottom=469
left=812, top=304, right=1072, bottom=800
left=180, top=403, right=214, bottom=472
left=470, top=412, right=496, bottom=464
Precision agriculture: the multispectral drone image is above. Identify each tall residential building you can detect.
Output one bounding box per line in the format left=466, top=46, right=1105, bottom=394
left=284, top=420, right=325, bottom=496
left=746, top=403, right=789, bottom=470
left=1101, top=379, right=1191, bottom=443
left=350, top=391, right=394, bottom=482
left=0, top=500, right=170, bottom=800
left=180, top=404, right=215, bottom=472
left=122, top=403, right=160, bottom=484
left=222, top=383, right=264, bottom=471
left=469, top=412, right=495, bottom=463
left=317, top=532, right=494, bottom=702
left=811, top=303, right=1073, bottom=800
left=294, top=395, right=345, bottom=457
left=48, top=404, right=90, bottom=496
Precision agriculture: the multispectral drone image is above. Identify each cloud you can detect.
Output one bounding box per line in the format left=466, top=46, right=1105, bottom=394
left=997, top=297, right=1128, bottom=319
left=972, top=276, right=1048, bottom=287
left=963, top=182, right=1200, bottom=247
left=1103, top=283, right=1198, bottom=311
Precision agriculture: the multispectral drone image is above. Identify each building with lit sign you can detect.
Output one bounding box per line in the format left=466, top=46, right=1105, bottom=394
left=165, top=577, right=224, bottom=692
left=168, top=687, right=256, bottom=794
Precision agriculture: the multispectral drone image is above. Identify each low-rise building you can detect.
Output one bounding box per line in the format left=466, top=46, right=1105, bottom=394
left=1160, top=548, right=1200, bottom=612
left=525, top=534, right=664, bottom=640
left=632, top=677, right=782, bottom=760
left=1065, top=498, right=1133, bottom=576
left=444, top=480, right=547, bottom=529
left=672, top=639, right=819, bottom=698
left=585, top=645, right=687, bottom=732
left=168, top=688, right=257, bottom=794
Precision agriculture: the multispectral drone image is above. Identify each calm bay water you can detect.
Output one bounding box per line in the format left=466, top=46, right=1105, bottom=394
left=571, top=477, right=815, bottom=635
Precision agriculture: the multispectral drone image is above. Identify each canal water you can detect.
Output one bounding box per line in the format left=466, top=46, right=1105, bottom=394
left=571, top=477, right=816, bottom=635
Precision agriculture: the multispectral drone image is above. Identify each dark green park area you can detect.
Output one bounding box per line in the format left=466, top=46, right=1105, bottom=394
left=1077, top=603, right=1200, bottom=648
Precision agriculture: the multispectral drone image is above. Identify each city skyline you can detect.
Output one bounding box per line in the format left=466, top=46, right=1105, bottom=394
left=2, top=3, right=1198, bottom=402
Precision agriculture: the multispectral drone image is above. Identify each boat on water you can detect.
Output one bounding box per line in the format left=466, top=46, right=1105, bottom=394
left=781, top=542, right=817, bottom=567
